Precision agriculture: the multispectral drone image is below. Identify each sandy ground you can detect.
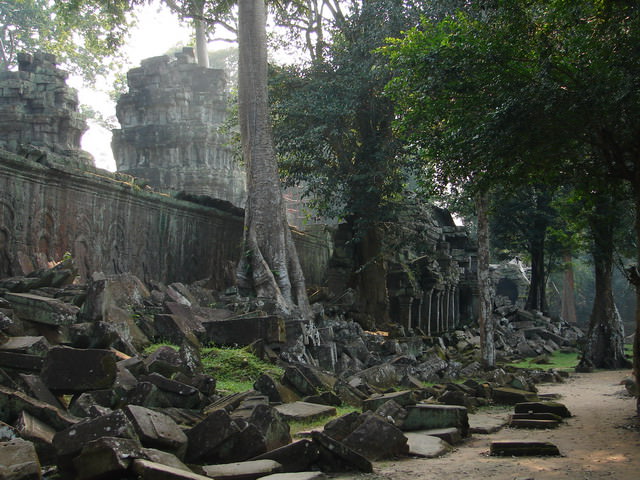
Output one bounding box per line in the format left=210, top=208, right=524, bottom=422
left=330, top=370, right=640, bottom=480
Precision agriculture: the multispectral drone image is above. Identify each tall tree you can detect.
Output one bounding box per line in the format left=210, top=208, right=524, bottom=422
left=271, top=0, right=435, bottom=327
left=4, top=0, right=133, bottom=81
left=383, top=0, right=640, bottom=378
left=236, top=0, right=310, bottom=317
left=490, top=184, right=558, bottom=314
left=578, top=189, right=631, bottom=370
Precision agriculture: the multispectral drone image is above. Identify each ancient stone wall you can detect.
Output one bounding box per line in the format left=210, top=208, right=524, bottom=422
left=0, top=149, right=244, bottom=289
left=112, top=49, right=246, bottom=207
left=0, top=52, right=92, bottom=168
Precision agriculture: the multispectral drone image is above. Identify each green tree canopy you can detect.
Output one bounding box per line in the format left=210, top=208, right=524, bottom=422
left=2, top=0, right=135, bottom=81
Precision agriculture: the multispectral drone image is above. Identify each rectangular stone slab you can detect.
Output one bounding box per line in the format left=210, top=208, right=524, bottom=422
left=402, top=404, right=469, bottom=436
left=514, top=401, right=572, bottom=418
left=490, top=440, right=560, bottom=456
left=274, top=402, right=336, bottom=422
left=132, top=459, right=213, bottom=480
left=508, top=418, right=560, bottom=429
left=404, top=432, right=452, bottom=458
left=5, top=292, right=79, bottom=325
left=202, top=459, right=283, bottom=480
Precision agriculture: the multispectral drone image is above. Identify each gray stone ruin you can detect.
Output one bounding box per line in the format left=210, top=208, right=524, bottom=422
left=0, top=52, right=92, bottom=167
left=112, top=47, right=246, bottom=207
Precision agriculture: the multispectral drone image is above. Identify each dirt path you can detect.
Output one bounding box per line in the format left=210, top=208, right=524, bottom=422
left=331, top=370, right=640, bottom=480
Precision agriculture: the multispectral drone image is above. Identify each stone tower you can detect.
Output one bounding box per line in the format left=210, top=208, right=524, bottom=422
left=112, top=49, right=246, bottom=207
left=0, top=52, right=92, bottom=166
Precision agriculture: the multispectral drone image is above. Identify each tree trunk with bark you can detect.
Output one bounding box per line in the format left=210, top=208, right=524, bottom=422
left=477, top=192, right=495, bottom=368
left=561, top=252, right=578, bottom=325
left=236, top=0, right=311, bottom=318
left=349, top=224, right=389, bottom=329
left=578, top=194, right=629, bottom=370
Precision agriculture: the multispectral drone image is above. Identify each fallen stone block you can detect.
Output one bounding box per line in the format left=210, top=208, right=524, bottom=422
left=131, top=459, right=211, bottom=480
left=126, top=381, right=172, bottom=408
left=201, top=459, right=283, bottom=480
left=347, top=362, right=399, bottom=391
left=492, top=387, right=539, bottom=405
left=18, top=374, right=64, bottom=409
left=140, top=448, right=192, bottom=471
left=53, top=409, right=137, bottom=468
left=41, top=346, right=117, bottom=393
left=0, top=351, right=44, bottom=371
left=417, top=427, right=462, bottom=445
left=0, top=439, right=41, bottom=480
left=144, top=346, right=186, bottom=377
left=514, top=401, right=572, bottom=418
left=333, top=380, right=369, bottom=409
left=254, top=373, right=300, bottom=404
left=508, top=418, right=560, bottom=429
left=185, top=409, right=239, bottom=463
left=251, top=439, right=320, bottom=473
left=302, top=391, right=341, bottom=407
left=214, top=421, right=268, bottom=463
left=362, top=390, right=414, bottom=412
left=490, top=440, right=561, bottom=456
left=404, top=432, right=452, bottom=458
left=141, top=372, right=202, bottom=409
left=14, top=410, right=56, bottom=464
left=68, top=390, right=117, bottom=418
left=311, top=431, right=373, bottom=473
left=402, top=404, right=469, bottom=437
left=5, top=292, right=79, bottom=325
left=274, top=401, right=336, bottom=422
left=73, top=437, right=143, bottom=480
left=124, top=405, right=188, bottom=458
left=373, top=399, right=408, bottom=427
left=342, top=413, right=409, bottom=461
left=282, top=365, right=320, bottom=396
left=243, top=403, right=291, bottom=451
left=323, top=412, right=362, bottom=442
left=0, top=384, right=79, bottom=430
left=0, top=335, right=50, bottom=355
left=511, top=412, right=563, bottom=422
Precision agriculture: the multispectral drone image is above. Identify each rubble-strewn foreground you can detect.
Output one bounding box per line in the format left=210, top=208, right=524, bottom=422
left=0, top=263, right=583, bottom=479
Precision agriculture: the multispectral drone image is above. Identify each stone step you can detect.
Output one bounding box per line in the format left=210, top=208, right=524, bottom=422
left=508, top=418, right=560, bottom=429
left=273, top=402, right=336, bottom=422
left=492, top=387, right=539, bottom=405
left=201, top=459, right=283, bottom=480
left=490, top=440, right=560, bottom=456
left=514, top=401, right=572, bottom=418
left=511, top=412, right=563, bottom=422
left=402, top=404, right=469, bottom=436
left=404, top=432, right=452, bottom=458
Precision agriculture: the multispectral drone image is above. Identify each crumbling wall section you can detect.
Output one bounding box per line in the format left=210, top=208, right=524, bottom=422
left=112, top=50, right=246, bottom=207
left=0, top=52, right=92, bottom=168
left=0, top=149, right=244, bottom=288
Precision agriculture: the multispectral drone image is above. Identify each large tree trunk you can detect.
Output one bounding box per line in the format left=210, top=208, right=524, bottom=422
left=477, top=192, right=495, bottom=368
left=525, top=187, right=551, bottom=314
left=578, top=194, right=629, bottom=370
left=236, top=0, right=310, bottom=318
left=561, top=252, right=578, bottom=325
left=350, top=224, right=389, bottom=330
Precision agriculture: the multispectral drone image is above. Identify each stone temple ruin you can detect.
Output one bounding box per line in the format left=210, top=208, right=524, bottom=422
left=0, top=49, right=478, bottom=333
left=0, top=51, right=586, bottom=479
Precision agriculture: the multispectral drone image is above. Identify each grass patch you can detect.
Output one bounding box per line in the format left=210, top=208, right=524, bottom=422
left=506, top=350, right=579, bottom=371
left=288, top=405, right=359, bottom=435
left=141, top=343, right=284, bottom=394
left=200, top=346, right=284, bottom=393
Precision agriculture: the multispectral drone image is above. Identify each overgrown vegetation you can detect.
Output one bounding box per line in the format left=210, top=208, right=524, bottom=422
left=200, top=346, right=284, bottom=393
left=506, top=350, right=580, bottom=371
left=143, top=343, right=284, bottom=393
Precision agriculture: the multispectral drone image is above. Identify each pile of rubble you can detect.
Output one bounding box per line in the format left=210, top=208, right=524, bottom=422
left=0, top=263, right=582, bottom=479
